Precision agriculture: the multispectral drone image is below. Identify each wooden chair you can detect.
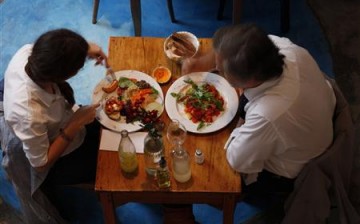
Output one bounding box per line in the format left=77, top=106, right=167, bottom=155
left=92, top=0, right=173, bottom=37
left=92, top=0, right=289, bottom=36
left=92, top=0, right=141, bottom=36
left=283, top=78, right=360, bottom=223
left=216, top=0, right=290, bottom=33
left=168, top=0, right=290, bottom=33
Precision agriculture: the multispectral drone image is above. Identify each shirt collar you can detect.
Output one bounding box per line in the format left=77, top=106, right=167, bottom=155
left=243, top=58, right=298, bottom=102
left=25, top=75, right=62, bottom=107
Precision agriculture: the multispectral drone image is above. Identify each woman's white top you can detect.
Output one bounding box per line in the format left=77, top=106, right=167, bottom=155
left=4, top=44, right=86, bottom=167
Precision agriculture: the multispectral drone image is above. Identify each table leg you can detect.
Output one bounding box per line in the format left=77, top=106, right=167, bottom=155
left=130, top=0, right=141, bottom=36
left=223, top=195, right=236, bottom=224
left=92, top=0, right=100, bottom=24
left=232, top=0, right=242, bottom=24
left=98, top=192, right=116, bottom=224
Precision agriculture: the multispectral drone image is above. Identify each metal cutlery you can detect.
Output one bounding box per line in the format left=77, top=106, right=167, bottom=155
left=105, top=67, right=117, bottom=83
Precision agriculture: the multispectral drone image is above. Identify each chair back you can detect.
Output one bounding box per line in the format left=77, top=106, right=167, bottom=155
left=282, top=78, right=360, bottom=224
left=0, top=117, right=67, bottom=223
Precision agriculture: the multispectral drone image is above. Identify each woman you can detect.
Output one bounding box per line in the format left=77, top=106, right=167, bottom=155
left=3, top=28, right=108, bottom=221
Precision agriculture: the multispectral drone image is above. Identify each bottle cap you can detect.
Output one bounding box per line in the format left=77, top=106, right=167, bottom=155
left=195, top=149, right=202, bottom=155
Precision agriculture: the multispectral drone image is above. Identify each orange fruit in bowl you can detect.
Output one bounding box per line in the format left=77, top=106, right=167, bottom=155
left=152, top=66, right=172, bottom=84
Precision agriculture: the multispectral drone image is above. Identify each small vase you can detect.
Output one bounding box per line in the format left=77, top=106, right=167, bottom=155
left=144, top=132, right=164, bottom=176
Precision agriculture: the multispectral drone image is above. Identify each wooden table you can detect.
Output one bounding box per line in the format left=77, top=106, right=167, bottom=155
left=95, top=37, right=242, bottom=224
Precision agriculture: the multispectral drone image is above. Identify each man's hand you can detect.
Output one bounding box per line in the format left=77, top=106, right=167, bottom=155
left=236, top=88, right=244, bottom=96
left=181, top=49, right=216, bottom=75
left=236, top=117, right=245, bottom=127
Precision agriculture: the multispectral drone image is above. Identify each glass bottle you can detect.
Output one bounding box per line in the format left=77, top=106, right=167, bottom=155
left=118, top=130, right=138, bottom=175
left=171, top=144, right=191, bottom=183
left=167, top=120, right=191, bottom=183
left=157, top=157, right=171, bottom=188
left=144, top=131, right=164, bottom=176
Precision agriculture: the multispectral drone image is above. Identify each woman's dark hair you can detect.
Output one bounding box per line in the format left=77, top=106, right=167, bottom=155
left=25, top=28, right=89, bottom=106
left=213, top=24, right=285, bottom=83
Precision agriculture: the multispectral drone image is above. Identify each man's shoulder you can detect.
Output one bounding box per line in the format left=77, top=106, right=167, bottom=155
left=248, top=94, right=290, bottom=122
left=268, top=35, right=293, bottom=48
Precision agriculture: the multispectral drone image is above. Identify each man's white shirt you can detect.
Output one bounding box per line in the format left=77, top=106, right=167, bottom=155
left=226, top=35, right=336, bottom=183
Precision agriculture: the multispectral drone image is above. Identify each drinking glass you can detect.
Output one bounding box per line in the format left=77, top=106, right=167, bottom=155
left=166, top=119, right=187, bottom=147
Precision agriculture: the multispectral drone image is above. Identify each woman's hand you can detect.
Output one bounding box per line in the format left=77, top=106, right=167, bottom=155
left=63, top=103, right=100, bottom=142
left=87, top=42, right=109, bottom=67
left=70, top=103, right=100, bottom=128
left=37, top=103, right=101, bottom=172
left=64, top=103, right=100, bottom=143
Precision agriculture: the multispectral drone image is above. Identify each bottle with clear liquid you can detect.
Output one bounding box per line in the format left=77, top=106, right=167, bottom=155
left=167, top=119, right=191, bottom=183
left=157, top=157, right=171, bottom=188
left=171, top=144, right=191, bottom=183
left=118, top=130, right=138, bottom=175
left=144, top=132, right=164, bottom=176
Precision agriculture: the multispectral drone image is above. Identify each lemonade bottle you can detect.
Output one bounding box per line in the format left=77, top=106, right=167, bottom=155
left=118, top=130, right=138, bottom=175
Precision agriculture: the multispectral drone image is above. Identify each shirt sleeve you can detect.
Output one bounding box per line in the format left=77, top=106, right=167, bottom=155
left=226, top=113, right=283, bottom=174
left=9, top=109, right=50, bottom=168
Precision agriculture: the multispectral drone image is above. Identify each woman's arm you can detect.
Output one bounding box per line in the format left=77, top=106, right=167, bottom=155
left=35, top=104, right=100, bottom=172
left=87, top=42, right=109, bottom=67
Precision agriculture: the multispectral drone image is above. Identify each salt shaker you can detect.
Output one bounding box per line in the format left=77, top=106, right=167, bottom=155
left=195, top=149, right=204, bottom=164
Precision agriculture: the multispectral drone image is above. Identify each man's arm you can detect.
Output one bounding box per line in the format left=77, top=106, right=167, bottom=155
left=181, top=49, right=216, bottom=75
left=226, top=114, right=280, bottom=174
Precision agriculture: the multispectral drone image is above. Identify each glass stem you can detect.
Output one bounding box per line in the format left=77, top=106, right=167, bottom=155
left=175, top=143, right=182, bottom=152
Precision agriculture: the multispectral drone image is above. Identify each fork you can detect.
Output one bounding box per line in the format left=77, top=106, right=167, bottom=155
left=105, top=67, right=117, bottom=83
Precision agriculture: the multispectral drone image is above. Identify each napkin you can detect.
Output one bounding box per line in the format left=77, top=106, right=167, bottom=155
left=99, top=129, right=147, bottom=153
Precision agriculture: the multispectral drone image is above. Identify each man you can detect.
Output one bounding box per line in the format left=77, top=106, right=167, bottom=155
left=182, top=24, right=336, bottom=215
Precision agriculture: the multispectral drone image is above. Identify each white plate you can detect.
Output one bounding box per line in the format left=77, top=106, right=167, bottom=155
left=165, top=72, right=239, bottom=133
left=92, top=70, right=164, bottom=132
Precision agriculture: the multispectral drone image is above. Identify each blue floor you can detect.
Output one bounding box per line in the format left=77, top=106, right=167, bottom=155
left=0, top=0, right=333, bottom=223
